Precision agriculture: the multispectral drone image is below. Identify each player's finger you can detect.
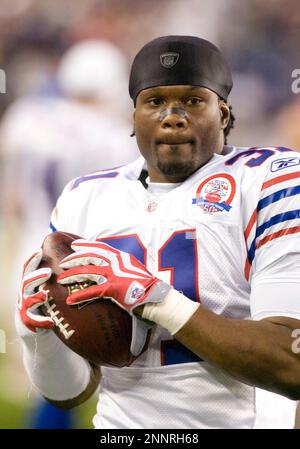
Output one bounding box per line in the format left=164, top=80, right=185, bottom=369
left=71, top=239, right=115, bottom=253
left=23, top=250, right=43, bottom=276
left=71, top=240, right=151, bottom=278
left=24, top=290, right=48, bottom=309
left=84, top=246, right=152, bottom=279
left=66, top=284, right=108, bottom=305
left=57, top=265, right=107, bottom=286
left=23, top=268, right=52, bottom=295
left=59, top=250, right=109, bottom=268
left=25, top=311, right=54, bottom=330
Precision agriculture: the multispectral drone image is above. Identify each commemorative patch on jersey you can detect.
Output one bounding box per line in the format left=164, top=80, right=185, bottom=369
left=270, top=157, right=300, bottom=172
left=192, top=173, right=236, bottom=214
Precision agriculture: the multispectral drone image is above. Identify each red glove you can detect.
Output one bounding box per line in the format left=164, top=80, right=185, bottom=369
left=57, top=239, right=171, bottom=314
left=18, top=250, right=54, bottom=333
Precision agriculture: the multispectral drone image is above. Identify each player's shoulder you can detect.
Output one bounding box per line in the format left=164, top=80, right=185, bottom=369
left=67, top=167, right=121, bottom=192
left=222, top=145, right=300, bottom=176
left=61, top=156, right=144, bottom=196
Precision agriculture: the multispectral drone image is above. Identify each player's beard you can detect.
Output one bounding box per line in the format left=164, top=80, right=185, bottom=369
left=156, top=145, right=198, bottom=179
left=155, top=134, right=218, bottom=180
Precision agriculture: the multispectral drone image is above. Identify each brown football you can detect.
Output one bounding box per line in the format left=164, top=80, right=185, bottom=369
left=39, top=231, right=143, bottom=367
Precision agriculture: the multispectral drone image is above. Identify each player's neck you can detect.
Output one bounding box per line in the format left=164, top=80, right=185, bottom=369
left=146, top=177, right=181, bottom=194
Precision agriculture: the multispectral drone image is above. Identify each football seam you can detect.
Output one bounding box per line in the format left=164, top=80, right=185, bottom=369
left=43, top=292, right=75, bottom=340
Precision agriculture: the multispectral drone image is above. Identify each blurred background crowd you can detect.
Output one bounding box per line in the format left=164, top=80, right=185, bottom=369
left=0, top=0, right=300, bottom=428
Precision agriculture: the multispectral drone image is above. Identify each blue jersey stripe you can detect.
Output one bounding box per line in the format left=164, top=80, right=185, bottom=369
left=248, top=209, right=300, bottom=263
left=256, top=209, right=300, bottom=237
left=49, top=222, right=57, bottom=232
left=71, top=172, right=119, bottom=190
left=161, top=340, right=202, bottom=365
left=257, top=185, right=300, bottom=211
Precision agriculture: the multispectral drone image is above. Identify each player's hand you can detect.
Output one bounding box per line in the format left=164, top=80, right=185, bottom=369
left=18, top=250, right=54, bottom=333
left=57, top=239, right=171, bottom=314
left=57, top=239, right=171, bottom=356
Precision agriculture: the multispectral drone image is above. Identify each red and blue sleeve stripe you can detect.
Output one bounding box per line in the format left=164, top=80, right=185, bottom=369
left=247, top=209, right=300, bottom=264
left=244, top=171, right=300, bottom=279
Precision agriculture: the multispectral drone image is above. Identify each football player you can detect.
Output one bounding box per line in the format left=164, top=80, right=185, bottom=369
left=16, top=36, right=300, bottom=428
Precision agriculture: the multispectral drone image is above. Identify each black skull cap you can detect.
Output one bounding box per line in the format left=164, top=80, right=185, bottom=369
left=129, top=35, right=233, bottom=104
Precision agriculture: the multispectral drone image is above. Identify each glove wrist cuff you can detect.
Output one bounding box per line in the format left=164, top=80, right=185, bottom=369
left=142, top=286, right=200, bottom=335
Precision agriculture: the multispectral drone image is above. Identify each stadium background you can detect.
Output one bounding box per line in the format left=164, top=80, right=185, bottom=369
left=0, top=0, right=300, bottom=428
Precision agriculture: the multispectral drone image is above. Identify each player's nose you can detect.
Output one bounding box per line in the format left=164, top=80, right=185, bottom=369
left=159, top=108, right=188, bottom=130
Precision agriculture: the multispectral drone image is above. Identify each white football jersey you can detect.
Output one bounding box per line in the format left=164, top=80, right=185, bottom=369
left=50, top=145, right=300, bottom=428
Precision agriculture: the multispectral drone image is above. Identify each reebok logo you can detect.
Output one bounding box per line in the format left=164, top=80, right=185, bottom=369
left=271, top=157, right=300, bottom=172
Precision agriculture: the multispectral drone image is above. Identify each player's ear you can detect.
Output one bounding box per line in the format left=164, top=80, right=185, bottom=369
left=219, top=100, right=230, bottom=130
left=131, top=110, right=136, bottom=137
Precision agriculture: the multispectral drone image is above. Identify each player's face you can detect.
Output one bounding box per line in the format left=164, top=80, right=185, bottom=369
left=134, top=85, right=230, bottom=182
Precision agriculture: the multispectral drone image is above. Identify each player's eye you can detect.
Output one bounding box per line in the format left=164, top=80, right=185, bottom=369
left=186, top=97, right=203, bottom=105
left=147, top=98, right=163, bottom=106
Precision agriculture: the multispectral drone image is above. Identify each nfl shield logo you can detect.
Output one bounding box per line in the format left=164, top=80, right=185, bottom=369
left=160, top=52, right=179, bottom=68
